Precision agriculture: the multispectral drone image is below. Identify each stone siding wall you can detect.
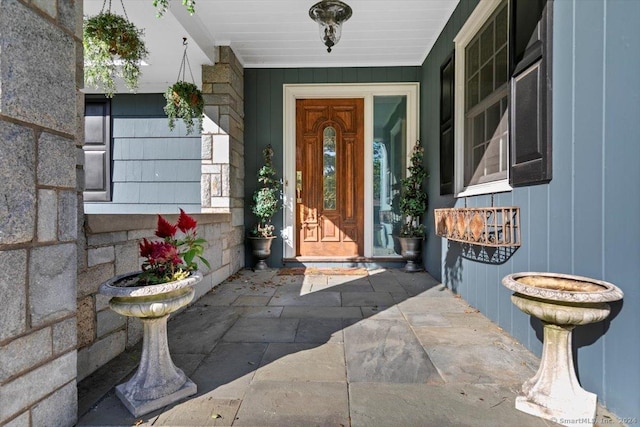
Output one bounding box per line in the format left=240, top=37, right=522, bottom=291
left=0, top=1, right=83, bottom=426
left=76, top=213, right=241, bottom=381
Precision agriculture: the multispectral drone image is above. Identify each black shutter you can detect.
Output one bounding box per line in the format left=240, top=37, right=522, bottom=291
left=440, top=52, right=455, bottom=195
left=83, top=97, right=112, bottom=201
left=509, top=0, right=552, bottom=186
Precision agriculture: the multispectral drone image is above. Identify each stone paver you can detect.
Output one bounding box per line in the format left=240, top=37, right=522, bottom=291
left=77, top=268, right=623, bottom=427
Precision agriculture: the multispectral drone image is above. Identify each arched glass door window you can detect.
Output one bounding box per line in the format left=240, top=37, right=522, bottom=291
left=323, top=126, right=337, bottom=210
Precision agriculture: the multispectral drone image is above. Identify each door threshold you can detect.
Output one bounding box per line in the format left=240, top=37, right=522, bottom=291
left=282, top=256, right=405, bottom=270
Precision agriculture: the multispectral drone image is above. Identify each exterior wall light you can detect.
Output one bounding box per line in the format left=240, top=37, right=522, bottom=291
left=309, top=0, right=353, bottom=53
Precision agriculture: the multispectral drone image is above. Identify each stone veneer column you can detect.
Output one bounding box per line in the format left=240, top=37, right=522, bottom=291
left=0, top=1, right=82, bottom=426
left=201, top=46, right=245, bottom=272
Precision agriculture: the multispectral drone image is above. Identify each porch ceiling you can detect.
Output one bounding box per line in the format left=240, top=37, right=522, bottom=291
left=83, top=0, right=459, bottom=93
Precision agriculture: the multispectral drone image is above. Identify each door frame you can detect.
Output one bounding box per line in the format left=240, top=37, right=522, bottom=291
left=283, top=83, right=420, bottom=259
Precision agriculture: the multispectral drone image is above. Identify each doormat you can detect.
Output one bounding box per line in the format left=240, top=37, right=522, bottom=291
left=277, top=267, right=368, bottom=276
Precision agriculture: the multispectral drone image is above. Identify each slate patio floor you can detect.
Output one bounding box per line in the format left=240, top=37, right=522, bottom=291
left=77, top=268, right=621, bottom=427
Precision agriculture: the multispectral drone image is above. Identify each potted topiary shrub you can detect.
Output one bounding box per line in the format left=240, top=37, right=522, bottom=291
left=248, top=145, right=281, bottom=270
left=396, top=140, right=428, bottom=272
left=164, top=81, right=204, bottom=135
left=83, top=10, right=149, bottom=97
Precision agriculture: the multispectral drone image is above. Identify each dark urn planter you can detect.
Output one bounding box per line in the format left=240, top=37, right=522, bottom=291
left=397, top=236, right=424, bottom=272
left=248, top=236, right=275, bottom=270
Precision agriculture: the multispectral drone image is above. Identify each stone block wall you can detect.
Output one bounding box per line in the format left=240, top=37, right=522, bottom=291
left=0, top=1, right=82, bottom=426
left=202, top=47, right=246, bottom=275
left=76, top=213, right=242, bottom=381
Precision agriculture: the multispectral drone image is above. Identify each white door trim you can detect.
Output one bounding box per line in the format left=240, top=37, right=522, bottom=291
left=282, top=83, right=420, bottom=259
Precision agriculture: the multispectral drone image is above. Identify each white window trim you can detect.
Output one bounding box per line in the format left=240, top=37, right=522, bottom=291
left=453, top=0, right=512, bottom=198
left=282, top=83, right=420, bottom=259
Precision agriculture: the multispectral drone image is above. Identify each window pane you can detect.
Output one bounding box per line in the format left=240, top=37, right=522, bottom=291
left=463, top=0, right=509, bottom=189
left=495, top=46, right=508, bottom=88
left=373, top=96, right=406, bottom=256
left=495, top=5, right=508, bottom=50
left=323, top=126, right=337, bottom=210
left=480, top=21, right=494, bottom=65
left=467, top=39, right=480, bottom=77
left=467, top=73, right=479, bottom=110
left=480, top=62, right=494, bottom=100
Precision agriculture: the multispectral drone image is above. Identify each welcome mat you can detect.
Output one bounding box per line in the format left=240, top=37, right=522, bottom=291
left=277, top=267, right=368, bottom=276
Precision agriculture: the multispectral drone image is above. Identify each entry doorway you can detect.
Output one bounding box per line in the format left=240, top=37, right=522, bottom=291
left=282, top=83, right=420, bottom=261
left=295, top=98, right=365, bottom=257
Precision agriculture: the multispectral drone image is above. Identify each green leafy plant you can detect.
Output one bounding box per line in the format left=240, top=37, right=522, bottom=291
left=164, top=81, right=204, bottom=135
left=137, top=209, right=210, bottom=286
left=251, top=145, right=281, bottom=238
left=83, top=12, right=149, bottom=97
left=153, top=0, right=196, bottom=17
left=397, top=140, right=428, bottom=238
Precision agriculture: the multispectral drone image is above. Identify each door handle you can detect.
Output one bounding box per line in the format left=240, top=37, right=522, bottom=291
left=296, top=171, right=302, bottom=203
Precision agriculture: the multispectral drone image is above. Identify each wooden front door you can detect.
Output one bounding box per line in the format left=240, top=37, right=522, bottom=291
left=296, top=98, right=364, bottom=257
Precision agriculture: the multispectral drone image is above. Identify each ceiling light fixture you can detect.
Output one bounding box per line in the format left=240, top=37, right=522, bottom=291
left=309, top=0, right=352, bottom=53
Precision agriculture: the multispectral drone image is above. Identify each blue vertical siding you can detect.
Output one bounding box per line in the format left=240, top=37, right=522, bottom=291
left=422, top=0, right=640, bottom=417
left=243, top=66, right=420, bottom=266
left=84, top=94, right=201, bottom=214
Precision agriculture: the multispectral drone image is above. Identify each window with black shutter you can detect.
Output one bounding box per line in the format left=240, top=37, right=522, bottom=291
left=449, top=0, right=552, bottom=196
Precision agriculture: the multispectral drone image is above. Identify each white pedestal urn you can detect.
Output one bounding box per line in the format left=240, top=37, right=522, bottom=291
left=99, top=270, right=203, bottom=417
left=501, top=272, right=623, bottom=427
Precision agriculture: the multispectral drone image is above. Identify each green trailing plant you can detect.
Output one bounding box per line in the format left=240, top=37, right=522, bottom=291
left=397, top=140, right=428, bottom=238
left=153, top=0, right=196, bottom=17
left=164, top=81, right=204, bottom=135
left=251, top=145, right=281, bottom=238
left=83, top=12, right=149, bottom=97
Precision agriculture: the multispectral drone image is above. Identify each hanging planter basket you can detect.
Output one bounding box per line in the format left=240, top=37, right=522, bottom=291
left=83, top=1, right=148, bottom=97
left=163, top=38, right=204, bottom=135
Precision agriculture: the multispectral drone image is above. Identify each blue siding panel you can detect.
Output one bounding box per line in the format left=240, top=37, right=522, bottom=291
left=601, top=0, right=640, bottom=415
left=420, top=0, right=640, bottom=417
left=84, top=94, right=201, bottom=215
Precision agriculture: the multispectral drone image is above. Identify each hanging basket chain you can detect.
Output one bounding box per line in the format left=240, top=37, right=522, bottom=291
left=177, top=37, right=196, bottom=84
left=100, top=0, right=130, bottom=21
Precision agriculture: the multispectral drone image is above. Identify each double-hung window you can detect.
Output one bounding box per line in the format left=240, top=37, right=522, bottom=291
left=449, top=0, right=552, bottom=197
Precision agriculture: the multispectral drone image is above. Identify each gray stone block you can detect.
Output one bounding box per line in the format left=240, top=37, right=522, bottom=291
left=87, top=246, right=115, bottom=267
left=29, top=243, right=76, bottom=327
left=0, top=0, right=76, bottom=133
left=37, top=189, right=57, bottom=242
left=31, top=380, right=77, bottom=427
left=53, top=317, right=77, bottom=354
left=58, top=190, right=77, bottom=241
left=0, top=351, right=76, bottom=423
left=222, top=318, right=298, bottom=343
left=78, top=263, right=115, bottom=298
left=0, top=121, right=35, bottom=245
left=77, top=331, right=126, bottom=381
left=97, top=309, right=127, bottom=339
left=2, top=411, right=28, bottom=427
left=0, top=250, right=27, bottom=341
left=0, top=327, right=51, bottom=382
left=114, top=242, right=140, bottom=275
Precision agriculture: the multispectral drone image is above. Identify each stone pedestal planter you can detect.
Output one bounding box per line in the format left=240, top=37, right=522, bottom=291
left=99, top=271, right=203, bottom=417
left=502, top=272, right=623, bottom=427
left=397, top=236, right=424, bottom=272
